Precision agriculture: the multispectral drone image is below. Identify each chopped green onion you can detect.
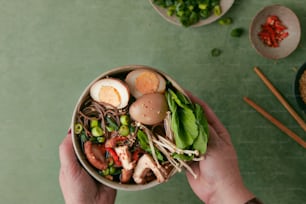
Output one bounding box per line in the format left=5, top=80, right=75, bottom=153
left=90, top=119, right=99, bottom=128
left=198, top=3, right=207, bottom=10
left=231, top=28, right=244, bottom=37
left=213, top=5, right=222, bottom=16
left=218, top=17, right=233, bottom=25
left=91, top=126, right=104, bottom=137
left=74, top=123, right=83, bottom=134
left=106, top=117, right=118, bottom=131
left=101, top=168, right=109, bottom=176
left=97, top=136, right=105, bottom=143
left=211, top=48, right=221, bottom=57
left=120, top=115, right=130, bottom=126
left=119, top=125, right=129, bottom=136
left=109, top=166, right=116, bottom=175
left=79, top=132, right=88, bottom=143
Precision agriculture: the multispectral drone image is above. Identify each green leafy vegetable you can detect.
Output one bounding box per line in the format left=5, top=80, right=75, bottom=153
left=106, top=117, right=118, bottom=131
left=192, top=104, right=209, bottom=154
left=79, top=131, right=88, bottom=143
left=166, top=89, right=209, bottom=154
left=137, top=130, right=164, bottom=161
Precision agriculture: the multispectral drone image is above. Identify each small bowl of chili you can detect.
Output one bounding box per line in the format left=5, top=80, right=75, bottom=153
left=294, top=63, right=306, bottom=113
left=249, top=5, right=301, bottom=59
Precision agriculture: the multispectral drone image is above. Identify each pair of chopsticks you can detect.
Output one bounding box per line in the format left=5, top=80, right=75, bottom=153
left=244, top=67, right=306, bottom=149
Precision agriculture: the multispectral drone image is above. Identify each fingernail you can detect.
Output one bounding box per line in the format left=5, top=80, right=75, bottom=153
left=67, top=128, right=71, bottom=134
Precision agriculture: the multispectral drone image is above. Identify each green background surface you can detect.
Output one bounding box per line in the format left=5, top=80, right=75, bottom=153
left=0, top=0, right=305, bottom=203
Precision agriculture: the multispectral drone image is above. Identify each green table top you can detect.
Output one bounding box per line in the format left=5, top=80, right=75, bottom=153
left=0, top=0, right=305, bottom=203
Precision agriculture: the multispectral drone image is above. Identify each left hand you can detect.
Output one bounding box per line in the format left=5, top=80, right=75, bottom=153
left=59, top=130, right=117, bottom=204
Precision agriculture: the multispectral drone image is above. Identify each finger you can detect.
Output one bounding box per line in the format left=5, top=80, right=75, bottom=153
left=186, top=91, right=231, bottom=144
left=207, top=124, right=230, bottom=148
left=59, top=130, right=78, bottom=168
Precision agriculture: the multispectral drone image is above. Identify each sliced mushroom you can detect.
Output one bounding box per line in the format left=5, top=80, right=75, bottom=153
left=132, top=154, right=166, bottom=184
left=120, top=169, right=133, bottom=184
left=84, top=141, right=108, bottom=170
left=114, top=145, right=135, bottom=170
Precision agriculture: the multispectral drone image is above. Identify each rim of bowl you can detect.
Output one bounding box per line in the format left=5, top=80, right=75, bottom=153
left=294, top=63, right=306, bottom=113
left=71, top=65, right=186, bottom=191
left=249, top=4, right=301, bottom=59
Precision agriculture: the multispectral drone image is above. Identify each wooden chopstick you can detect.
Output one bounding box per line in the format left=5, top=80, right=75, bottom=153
left=243, top=97, right=306, bottom=148
left=254, top=67, right=306, bottom=132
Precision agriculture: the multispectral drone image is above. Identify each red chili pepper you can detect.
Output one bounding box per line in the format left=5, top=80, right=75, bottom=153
left=106, top=147, right=122, bottom=167
left=132, top=148, right=144, bottom=162
left=258, top=15, right=289, bottom=48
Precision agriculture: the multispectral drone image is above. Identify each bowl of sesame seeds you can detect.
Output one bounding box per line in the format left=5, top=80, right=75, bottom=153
left=294, top=63, right=306, bottom=113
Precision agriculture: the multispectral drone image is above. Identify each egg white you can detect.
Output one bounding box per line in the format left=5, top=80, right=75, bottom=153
left=90, top=78, right=130, bottom=109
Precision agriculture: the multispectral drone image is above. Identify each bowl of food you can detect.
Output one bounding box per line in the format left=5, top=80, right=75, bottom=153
left=71, top=65, right=209, bottom=191
left=149, top=0, right=235, bottom=27
left=294, top=63, right=306, bottom=113
left=249, top=5, right=301, bottom=59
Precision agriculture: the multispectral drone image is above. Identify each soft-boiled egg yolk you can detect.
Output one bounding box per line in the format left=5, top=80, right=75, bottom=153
left=135, top=71, right=159, bottom=95
left=90, top=78, right=129, bottom=109
left=98, top=86, right=121, bottom=108
left=125, top=69, right=166, bottom=98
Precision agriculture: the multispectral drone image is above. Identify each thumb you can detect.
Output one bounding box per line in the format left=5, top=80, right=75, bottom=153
left=59, top=130, right=78, bottom=169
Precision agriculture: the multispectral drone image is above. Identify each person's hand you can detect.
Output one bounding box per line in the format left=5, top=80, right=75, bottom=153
left=59, top=130, right=117, bottom=204
left=186, top=93, right=254, bottom=204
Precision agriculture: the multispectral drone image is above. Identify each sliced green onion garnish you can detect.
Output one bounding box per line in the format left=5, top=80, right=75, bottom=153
left=91, top=126, right=104, bottom=137
left=74, top=123, right=83, bottom=134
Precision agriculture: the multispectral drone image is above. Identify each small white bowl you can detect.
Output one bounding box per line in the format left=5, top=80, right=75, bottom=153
left=149, top=0, right=235, bottom=27
left=249, top=5, right=301, bottom=59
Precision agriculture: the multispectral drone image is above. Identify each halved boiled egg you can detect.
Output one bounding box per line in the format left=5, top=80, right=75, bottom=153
left=90, top=78, right=130, bottom=109
left=125, top=69, right=166, bottom=98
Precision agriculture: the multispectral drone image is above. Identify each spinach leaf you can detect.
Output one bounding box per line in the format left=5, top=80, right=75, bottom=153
left=137, top=130, right=164, bottom=161
left=193, top=104, right=209, bottom=154
left=180, top=107, right=198, bottom=140
left=172, top=107, right=193, bottom=149
left=166, top=88, right=209, bottom=154
left=167, top=89, right=187, bottom=109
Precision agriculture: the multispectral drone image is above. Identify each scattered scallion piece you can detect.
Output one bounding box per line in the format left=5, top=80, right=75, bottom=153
left=211, top=48, right=221, bottom=57
left=231, top=28, right=244, bottom=37
left=218, top=17, right=233, bottom=25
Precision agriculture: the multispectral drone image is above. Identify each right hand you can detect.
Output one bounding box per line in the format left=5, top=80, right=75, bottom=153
left=186, top=93, right=255, bottom=204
